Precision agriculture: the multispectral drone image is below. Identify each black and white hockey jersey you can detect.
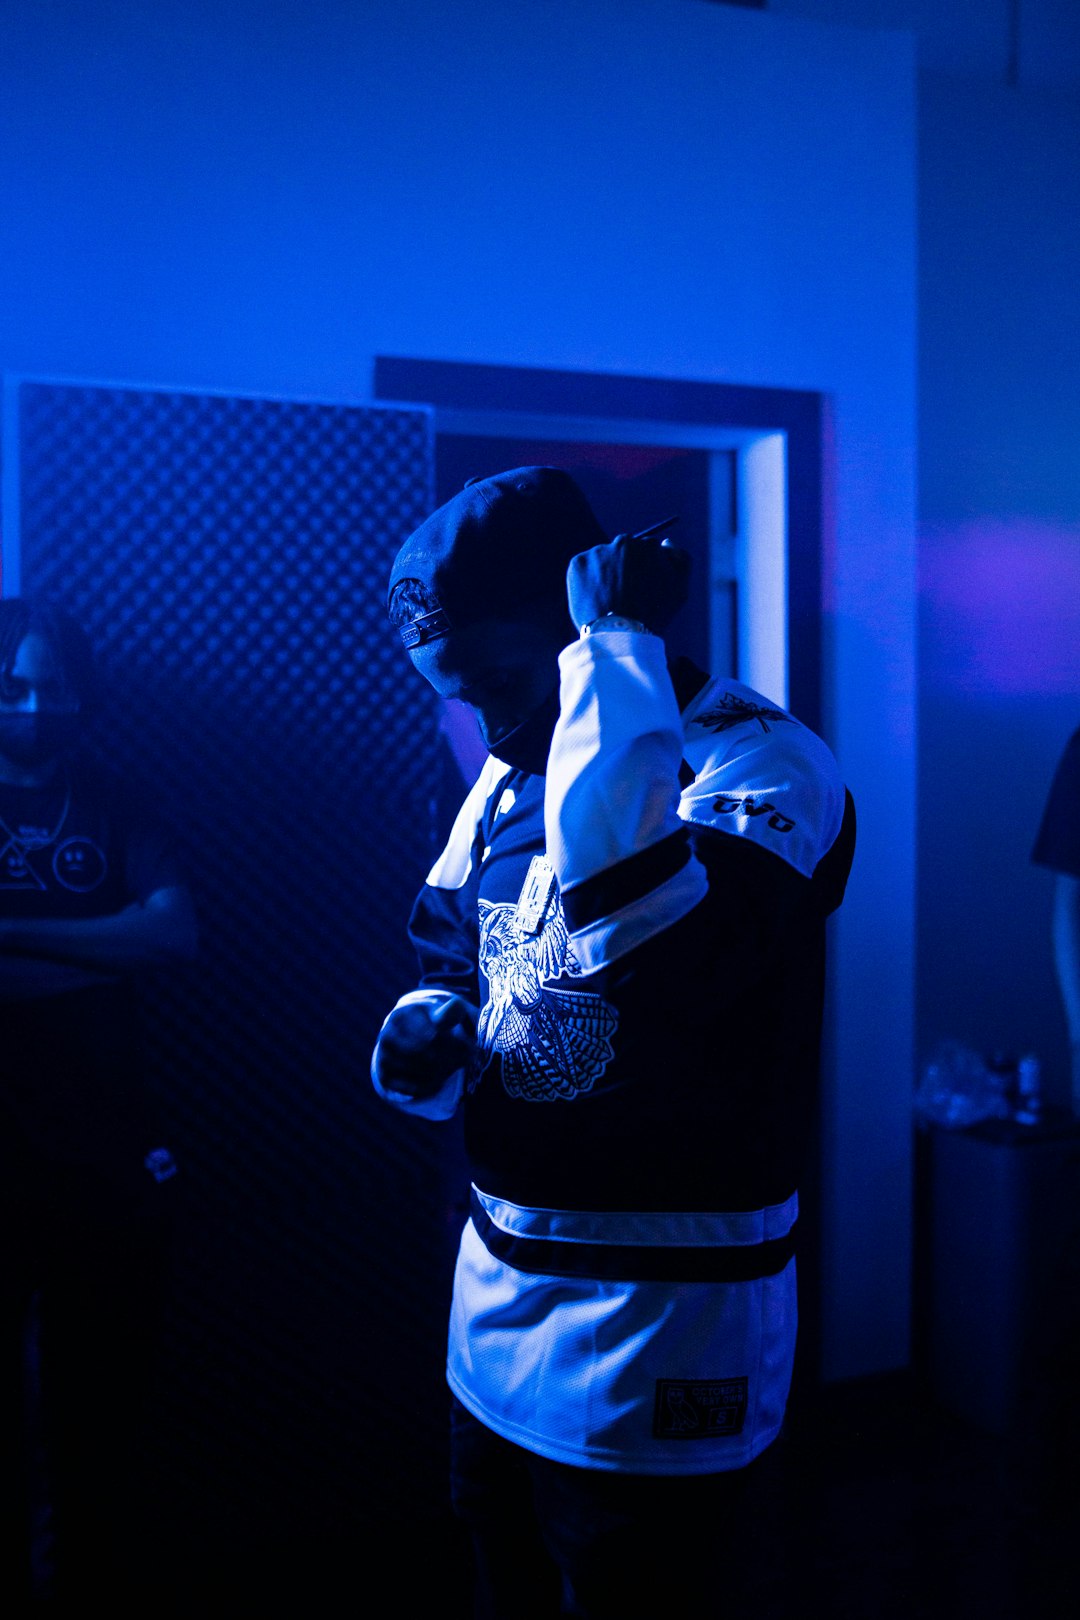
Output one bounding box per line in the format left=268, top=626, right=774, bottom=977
left=373, top=628, right=855, bottom=1473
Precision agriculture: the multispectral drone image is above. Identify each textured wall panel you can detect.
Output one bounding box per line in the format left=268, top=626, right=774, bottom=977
left=13, top=381, right=459, bottom=1582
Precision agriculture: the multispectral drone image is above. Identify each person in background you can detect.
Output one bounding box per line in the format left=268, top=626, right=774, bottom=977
left=1024, top=724, right=1080, bottom=1554
left=370, top=468, right=855, bottom=1618
left=0, top=598, right=198, bottom=1605
left=1032, top=725, right=1080, bottom=1114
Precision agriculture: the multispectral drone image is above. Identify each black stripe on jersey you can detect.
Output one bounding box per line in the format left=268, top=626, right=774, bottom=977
left=561, top=828, right=692, bottom=934
left=669, top=655, right=711, bottom=712
left=812, top=788, right=856, bottom=916
left=470, top=1190, right=797, bottom=1284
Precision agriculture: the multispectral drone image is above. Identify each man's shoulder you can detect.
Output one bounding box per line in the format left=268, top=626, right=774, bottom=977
left=1032, top=723, right=1080, bottom=877
left=678, top=677, right=847, bottom=880
left=682, top=675, right=832, bottom=756
left=1054, top=725, right=1080, bottom=771
left=70, top=753, right=148, bottom=810
left=69, top=755, right=176, bottom=848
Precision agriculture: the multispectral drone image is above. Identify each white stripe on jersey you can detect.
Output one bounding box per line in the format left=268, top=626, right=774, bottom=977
left=560, top=859, right=707, bottom=976
left=475, top=1185, right=798, bottom=1247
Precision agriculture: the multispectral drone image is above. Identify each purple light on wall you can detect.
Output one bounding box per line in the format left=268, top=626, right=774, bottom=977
left=921, top=519, right=1080, bottom=697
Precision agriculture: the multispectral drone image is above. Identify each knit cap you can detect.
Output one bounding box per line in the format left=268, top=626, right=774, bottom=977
left=388, top=466, right=608, bottom=647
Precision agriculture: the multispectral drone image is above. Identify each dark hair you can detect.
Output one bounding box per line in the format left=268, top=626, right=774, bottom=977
left=387, top=576, right=441, bottom=628
left=0, top=599, right=101, bottom=717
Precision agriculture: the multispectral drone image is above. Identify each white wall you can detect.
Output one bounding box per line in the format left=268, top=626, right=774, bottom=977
left=0, top=0, right=918, bottom=1380
left=769, top=0, right=1080, bottom=88
left=706, top=0, right=1080, bottom=1293
left=918, top=73, right=1080, bottom=1099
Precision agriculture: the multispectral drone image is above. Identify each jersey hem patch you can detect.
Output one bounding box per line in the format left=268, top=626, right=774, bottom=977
left=446, top=1367, right=776, bottom=1476
left=653, top=1377, right=748, bottom=1439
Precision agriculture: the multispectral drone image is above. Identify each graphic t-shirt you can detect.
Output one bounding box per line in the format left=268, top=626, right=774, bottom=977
left=0, top=758, right=184, bottom=1167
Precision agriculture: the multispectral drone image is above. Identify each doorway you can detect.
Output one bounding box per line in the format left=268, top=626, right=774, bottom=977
left=375, top=357, right=811, bottom=722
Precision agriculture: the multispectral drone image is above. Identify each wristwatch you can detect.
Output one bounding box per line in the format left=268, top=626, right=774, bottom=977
left=580, top=613, right=650, bottom=636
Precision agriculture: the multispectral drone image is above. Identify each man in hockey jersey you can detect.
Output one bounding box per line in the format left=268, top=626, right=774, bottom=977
left=372, top=467, right=854, bottom=1617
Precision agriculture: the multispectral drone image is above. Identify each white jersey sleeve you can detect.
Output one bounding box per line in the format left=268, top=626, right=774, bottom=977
left=545, top=630, right=709, bottom=973
left=678, top=677, right=847, bottom=878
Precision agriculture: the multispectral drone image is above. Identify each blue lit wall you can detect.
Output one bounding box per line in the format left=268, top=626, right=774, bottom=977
left=919, top=74, right=1080, bottom=1101
left=0, top=0, right=917, bottom=1384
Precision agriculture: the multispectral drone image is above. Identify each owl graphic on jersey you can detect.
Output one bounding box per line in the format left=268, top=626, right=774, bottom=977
left=471, top=894, right=618, bottom=1102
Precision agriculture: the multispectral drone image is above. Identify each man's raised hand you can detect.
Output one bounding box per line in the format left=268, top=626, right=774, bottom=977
left=567, top=532, right=691, bottom=634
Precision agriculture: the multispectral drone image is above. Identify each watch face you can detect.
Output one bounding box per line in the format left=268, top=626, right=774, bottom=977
left=585, top=616, right=647, bottom=634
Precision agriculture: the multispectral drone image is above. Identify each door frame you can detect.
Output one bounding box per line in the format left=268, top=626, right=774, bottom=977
left=374, top=356, right=823, bottom=732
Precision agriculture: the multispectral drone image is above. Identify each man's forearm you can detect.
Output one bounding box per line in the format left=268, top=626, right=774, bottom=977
left=1052, top=874, right=1080, bottom=1041
left=0, top=957, right=113, bottom=999
left=0, top=886, right=198, bottom=974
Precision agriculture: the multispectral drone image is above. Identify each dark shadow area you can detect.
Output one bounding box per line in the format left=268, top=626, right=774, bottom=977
left=126, top=1372, right=1077, bottom=1616
left=9, top=381, right=466, bottom=1605
left=744, top=1372, right=1078, bottom=1620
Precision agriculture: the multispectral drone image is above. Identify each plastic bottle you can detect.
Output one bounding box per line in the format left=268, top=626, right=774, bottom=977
left=985, top=1050, right=1018, bottom=1120
left=1014, top=1053, right=1043, bottom=1126
left=915, top=1041, right=1000, bottom=1128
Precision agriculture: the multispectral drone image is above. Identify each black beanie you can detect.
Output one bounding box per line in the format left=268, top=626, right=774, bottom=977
left=388, top=466, right=608, bottom=647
